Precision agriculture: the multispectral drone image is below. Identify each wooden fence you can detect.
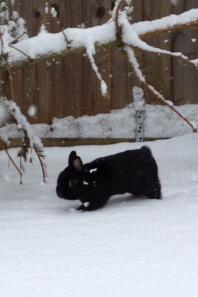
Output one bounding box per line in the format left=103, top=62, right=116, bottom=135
left=1, top=0, right=198, bottom=124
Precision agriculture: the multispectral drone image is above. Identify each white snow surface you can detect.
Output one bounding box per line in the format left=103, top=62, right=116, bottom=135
left=1, top=103, right=198, bottom=139
left=0, top=133, right=198, bottom=297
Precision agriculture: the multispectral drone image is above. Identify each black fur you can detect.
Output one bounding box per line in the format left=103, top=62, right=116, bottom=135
left=56, top=146, right=162, bottom=211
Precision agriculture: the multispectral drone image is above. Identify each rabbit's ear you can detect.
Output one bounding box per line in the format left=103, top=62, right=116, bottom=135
left=73, top=157, right=84, bottom=172
left=68, top=151, right=84, bottom=171
left=68, top=151, right=77, bottom=167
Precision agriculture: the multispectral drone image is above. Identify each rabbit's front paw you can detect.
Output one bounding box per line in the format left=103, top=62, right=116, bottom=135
left=77, top=202, right=90, bottom=211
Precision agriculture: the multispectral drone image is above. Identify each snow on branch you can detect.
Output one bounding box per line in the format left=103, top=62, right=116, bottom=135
left=1, top=21, right=115, bottom=96
left=120, top=12, right=198, bottom=68
left=1, top=22, right=116, bottom=65
left=0, top=8, right=198, bottom=68
left=132, top=9, right=198, bottom=37
left=3, top=99, right=42, bottom=148
left=0, top=97, right=47, bottom=183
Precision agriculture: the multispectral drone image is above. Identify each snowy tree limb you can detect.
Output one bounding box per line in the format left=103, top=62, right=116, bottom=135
left=120, top=14, right=198, bottom=68
left=113, top=4, right=198, bottom=133
left=0, top=97, right=48, bottom=183
left=0, top=22, right=116, bottom=68
left=134, top=9, right=198, bottom=39
left=0, top=136, right=23, bottom=183
left=0, top=9, right=198, bottom=69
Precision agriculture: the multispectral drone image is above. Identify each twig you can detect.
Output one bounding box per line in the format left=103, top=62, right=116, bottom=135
left=9, top=44, right=33, bottom=62
left=115, top=0, right=125, bottom=32
left=1, top=139, right=23, bottom=183
left=62, top=31, right=72, bottom=49
left=34, top=146, right=47, bottom=183
left=10, top=31, right=26, bottom=44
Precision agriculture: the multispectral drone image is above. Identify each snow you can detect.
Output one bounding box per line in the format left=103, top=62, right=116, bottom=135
left=121, top=14, right=193, bottom=65
left=125, top=46, right=145, bottom=82
left=0, top=99, right=10, bottom=127
left=3, top=99, right=43, bottom=149
left=170, top=0, right=179, bottom=6
left=133, top=87, right=145, bottom=111
left=85, top=47, right=108, bottom=96
left=0, top=2, right=28, bottom=45
left=0, top=133, right=198, bottom=297
left=6, top=21, right=116, bottom=64
left=27, top=105, right=37, bottom=118
left=44, top=2, right=49, bottom=15
left=1, top=103, right=198, bottom=139
left=131, top=9, right=198, bottom=35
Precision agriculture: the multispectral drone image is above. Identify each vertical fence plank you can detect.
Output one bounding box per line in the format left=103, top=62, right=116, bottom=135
left=22, top=64, right=39, bottom=124
left=0, top=71, right=11, bottom=99
left=81, top=0, right=112, bottom=115
left=112, top=0, right=143, bottom=110
left=61, top=0, right=83, bottom=118
left=142, top=0, right=172, bottom=104
left=172, top=0, right=198, bottom=105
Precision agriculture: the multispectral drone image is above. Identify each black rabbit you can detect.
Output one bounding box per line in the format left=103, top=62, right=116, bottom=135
left=56, top=146, right=162, bottom=211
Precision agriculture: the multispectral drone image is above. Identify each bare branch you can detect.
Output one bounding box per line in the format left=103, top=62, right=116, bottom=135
left=0, top=137, right=23, bottom=183
left=1, top=97, right=48, bottom=183
left=34, top=146, right=48, bottom=184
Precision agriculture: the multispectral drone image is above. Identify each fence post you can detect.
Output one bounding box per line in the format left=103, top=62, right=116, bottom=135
left=133, top=86, right=145, bottom=142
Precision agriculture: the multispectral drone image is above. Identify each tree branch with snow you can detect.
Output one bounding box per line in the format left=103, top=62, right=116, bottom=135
left=1, top=5, right=198, bottom=67
left=0, top=97, right=47, bottom=183
left=115, top=2, right=198, bottom=132
left=0, top=3, right=47, bottom=183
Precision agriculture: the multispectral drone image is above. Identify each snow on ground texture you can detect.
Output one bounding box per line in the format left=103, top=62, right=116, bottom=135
left=0, top=133, right=198, bottom=297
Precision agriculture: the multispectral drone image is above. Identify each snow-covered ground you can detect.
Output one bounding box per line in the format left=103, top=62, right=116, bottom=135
left=0, top=133, right=198, bottom=297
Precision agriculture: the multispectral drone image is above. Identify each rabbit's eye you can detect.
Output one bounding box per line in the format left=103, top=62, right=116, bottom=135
left=83, top=180, right=89, bottom=186
left=68, top=179, right=78, bottom=188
